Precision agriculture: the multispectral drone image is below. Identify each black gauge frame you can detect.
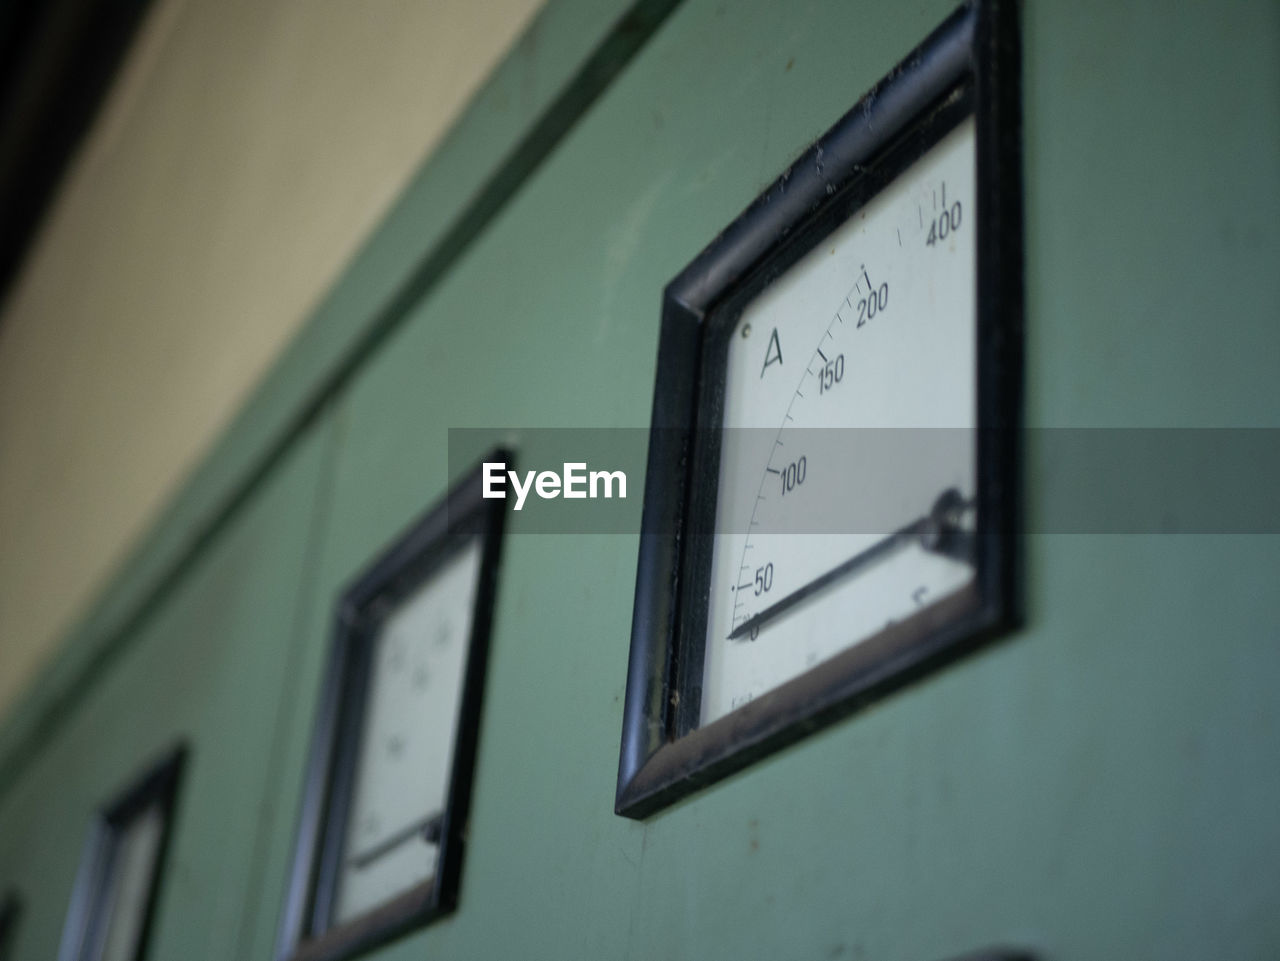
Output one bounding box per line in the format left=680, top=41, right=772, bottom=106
left=56, top=744, right=187, bottom=961
left=0, top=889, right=21, bottom=961
left=277, top=452, right=510, bottom=961
left=617, top=0, right=1022, bottom=819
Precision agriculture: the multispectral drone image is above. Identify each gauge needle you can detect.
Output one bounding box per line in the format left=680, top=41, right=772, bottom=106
left=727, top=488, right=974, bottom=641
left=347, top=811, right=445, bottom=871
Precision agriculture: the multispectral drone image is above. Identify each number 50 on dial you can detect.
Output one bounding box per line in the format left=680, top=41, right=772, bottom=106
left=618, top=0, right=1022, bottom=819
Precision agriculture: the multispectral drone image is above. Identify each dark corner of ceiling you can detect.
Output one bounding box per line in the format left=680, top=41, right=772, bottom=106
left=0, top=0, right=154, bottom=314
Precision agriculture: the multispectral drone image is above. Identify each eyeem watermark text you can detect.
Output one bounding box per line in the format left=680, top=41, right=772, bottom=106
left=483, top=462, right=627, bottom=511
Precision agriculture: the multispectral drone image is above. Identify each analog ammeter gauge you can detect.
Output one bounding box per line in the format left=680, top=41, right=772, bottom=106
left=618, top=0, right=1021, bottom=818
left=279, top=455, right=507, bottom=961
left=57, top=746, right=186, bottom=961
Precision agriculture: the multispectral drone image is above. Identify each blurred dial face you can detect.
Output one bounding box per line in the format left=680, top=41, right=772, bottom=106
left=331, top=538, right=483, bottom=924
left=700, top=116, right=978, bottom=725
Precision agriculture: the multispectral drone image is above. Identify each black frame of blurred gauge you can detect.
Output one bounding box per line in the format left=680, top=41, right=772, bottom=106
left=617, top=0, right=1022, bottom=819
left=0, top=888, right=22, bottom=961
left=277, top=452, right=509, bottom=961
left=57, top=744, right=187, bottom=961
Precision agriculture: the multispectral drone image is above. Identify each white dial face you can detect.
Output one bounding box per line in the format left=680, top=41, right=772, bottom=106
left=96, top=803, right=165, bottom=961
left=332, top=538, right=483, bottom=924
left=701, top=116, right=978, bottom=726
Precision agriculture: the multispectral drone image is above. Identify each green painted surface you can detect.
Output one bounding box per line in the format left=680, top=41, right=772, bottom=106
left=3, top=1, right=1280, bottom=960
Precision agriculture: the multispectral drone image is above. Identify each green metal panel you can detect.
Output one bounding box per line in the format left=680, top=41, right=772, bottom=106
left=292, top=0, right=1280, bottom=959
left=0, top=419, right=334, bottom=961
left=4, top=1, right=1279, bottom=960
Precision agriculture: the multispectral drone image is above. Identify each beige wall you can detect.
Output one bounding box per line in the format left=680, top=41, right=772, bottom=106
left=0, top=0, right=543, bottom=717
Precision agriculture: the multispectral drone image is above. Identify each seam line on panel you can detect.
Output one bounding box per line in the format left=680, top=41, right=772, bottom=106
left=230, top=403, right=342, bottom=961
